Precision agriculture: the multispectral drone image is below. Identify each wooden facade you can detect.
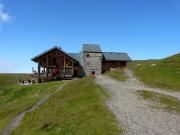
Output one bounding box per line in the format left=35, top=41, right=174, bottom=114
left=102, top=61, right=127, bottom=73
left=32, top=48, right=78, bottom=82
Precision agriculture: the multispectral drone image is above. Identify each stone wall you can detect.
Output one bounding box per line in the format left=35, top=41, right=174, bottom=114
left=83, top=52, right=102, bottom=76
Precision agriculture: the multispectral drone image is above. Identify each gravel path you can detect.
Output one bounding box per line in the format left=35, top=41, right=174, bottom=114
left=2, top=81, right=68, bottom=135
left=96, top=69, right=180, bottom=135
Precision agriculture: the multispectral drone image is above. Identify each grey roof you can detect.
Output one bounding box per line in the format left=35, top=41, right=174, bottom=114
left=82, top=44, right=102, bottom=52
left=31, top=45, right=131, bottom=65
left=31, top=46, right=78, bottom=62
left=103, top=52, right=131, bottom=61
left=68, top=53, right=83, bottom=66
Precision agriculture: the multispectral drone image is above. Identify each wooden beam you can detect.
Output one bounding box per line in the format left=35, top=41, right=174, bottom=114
left=65, top=66, right=73, bottom=68
left=66, top=55, right=76, bottom=63
left=72, top=63, right=74, bottom=77
left=46, top=55, right=48, bottom=81
left=43, top=67, right=46, bottom=82
left=38, top=61, right=40, bottom=81
left=64, top=55, right=65, bottom=78
left=65, top=61, right=72, bottom=66
left=55, top=50, right=57, bottom=58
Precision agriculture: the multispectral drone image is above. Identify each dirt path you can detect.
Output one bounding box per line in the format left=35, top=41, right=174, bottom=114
left=96, top=69, right=180, bottom=135
left=2, top=82, right=67, bottom=135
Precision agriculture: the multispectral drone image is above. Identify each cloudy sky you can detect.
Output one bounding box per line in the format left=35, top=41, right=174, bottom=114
left=0, top=0, right=180, bottom=73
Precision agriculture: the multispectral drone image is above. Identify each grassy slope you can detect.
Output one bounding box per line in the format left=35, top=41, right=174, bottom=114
left=137, top=90, right=180, bottom=113
left=104, top=69, right=127, bottom=81
left=11, top=77, right=121, bottom=135
left=128, top=53, right=180, bottom=91
left=0, top=74, right=32, bottom=87
left=0, top=80, right=64, bottom=134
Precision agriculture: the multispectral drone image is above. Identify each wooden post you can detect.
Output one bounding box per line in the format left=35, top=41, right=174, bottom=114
left=42, top=67, right=46, bottom=82
left=46, top=55, right=48, bottom=81
left=72, top=63, right=74, bottom=78
left=64, top=55, right=65, bottom=79
left=55, top=51, right=58, bottom=79
left=38, top=62, right=40, bottom=82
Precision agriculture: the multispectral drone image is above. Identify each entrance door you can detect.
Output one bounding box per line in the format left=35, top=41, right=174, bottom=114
left=74, top=70, right=78, bottom=77
left=91, top=71, right=95, bottom=75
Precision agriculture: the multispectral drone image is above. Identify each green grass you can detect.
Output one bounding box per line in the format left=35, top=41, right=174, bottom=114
left=128, top=53, right=180, bottom=91
left=137, top=90, right=180, bottom=113
left=104, top=69, right=127, bottom=81
left=11, top=77, right=121, bottom=135
left=0, top=74, right=32, bottom=88
left=0, top=81, right=64, bottom=134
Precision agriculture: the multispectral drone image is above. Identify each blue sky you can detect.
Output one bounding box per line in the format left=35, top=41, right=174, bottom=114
left=0, top=0, right=180, bottom=73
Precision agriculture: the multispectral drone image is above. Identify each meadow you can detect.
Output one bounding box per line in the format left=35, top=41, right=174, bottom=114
left=128, top=53, right=180, bottom=91
left=0, top=74, right=120, bottom=135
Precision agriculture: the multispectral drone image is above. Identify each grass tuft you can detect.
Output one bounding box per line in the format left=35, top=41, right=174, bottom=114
left=104, top=69, right=127, bottom=81
left=137, top=90, right=180, bottom=113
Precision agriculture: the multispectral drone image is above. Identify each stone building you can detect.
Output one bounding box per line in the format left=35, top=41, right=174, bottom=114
left=82, top=44, right=102, bottom=75
left=31, top=44, right=131, bottom=81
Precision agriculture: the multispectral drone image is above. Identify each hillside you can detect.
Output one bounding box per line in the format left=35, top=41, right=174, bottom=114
left=0, top=74, right=120, bottom=134
left=163, top=53, right=180, bottom=62
left=128, top=53, right=180, bottom=91
left=0, top=74, right=32, bottom=88
left=11, top=77, right=121, bottom=135
left=161, top=53, right=180, bottom=68
left=0, top=80, right=64, bottom=134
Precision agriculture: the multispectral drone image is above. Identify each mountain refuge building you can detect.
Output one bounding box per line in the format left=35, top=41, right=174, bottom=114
left=31, top=44, right=131, bottom=82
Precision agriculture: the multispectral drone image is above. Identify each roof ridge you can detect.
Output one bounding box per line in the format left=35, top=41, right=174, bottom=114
left=83, top=43, right=100, bottom=45
left=68, top=52, right=79, bottom=54
left=103, top=52, right=127, bottom=54
left=31, top=46, right=79, bottom=62
left=82, top=44, right=102, bottom=52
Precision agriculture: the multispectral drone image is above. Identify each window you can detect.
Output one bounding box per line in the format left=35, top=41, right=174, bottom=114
left=86, top=54, right=89, bottom=57
left=91, top=71, right=95, bottom=75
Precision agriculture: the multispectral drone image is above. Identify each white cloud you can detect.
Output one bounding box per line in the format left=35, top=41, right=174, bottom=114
left=0, top=3, right=11, bottom=23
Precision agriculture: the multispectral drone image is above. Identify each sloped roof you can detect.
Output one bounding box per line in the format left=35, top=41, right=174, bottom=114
left=103, top=52, right=131, bottom=61
left=68, top=53, right=83, bottom=66
left=31, top=46, right=78, bottom=62
left=31, top=45, right=131, bottom=65
left=82, top=44, right=102, bottom=52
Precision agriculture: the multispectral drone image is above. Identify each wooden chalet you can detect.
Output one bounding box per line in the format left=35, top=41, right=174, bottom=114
left=31, top=46, right=82, bottom=82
